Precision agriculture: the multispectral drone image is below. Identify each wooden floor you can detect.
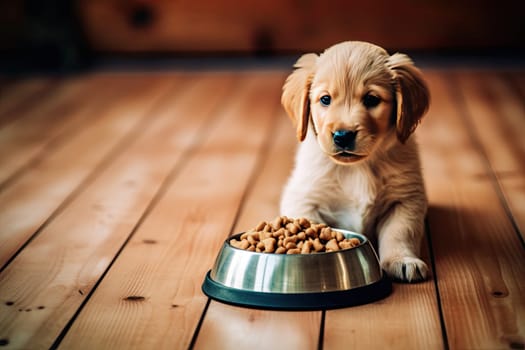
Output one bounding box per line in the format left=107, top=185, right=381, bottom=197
left=0, top=65, right=524, bottom=350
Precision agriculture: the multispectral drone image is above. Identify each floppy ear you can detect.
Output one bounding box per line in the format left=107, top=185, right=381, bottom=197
left=281, top=53, right=317, bottom=141
left=387, top=53, right=430, bottom=143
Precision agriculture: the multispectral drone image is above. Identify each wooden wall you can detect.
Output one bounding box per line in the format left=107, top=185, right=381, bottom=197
left=78, top=0, right=524, bottom=54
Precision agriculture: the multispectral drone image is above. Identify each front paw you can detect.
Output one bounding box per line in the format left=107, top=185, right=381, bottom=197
left=381, top=256, right=429, bottom=282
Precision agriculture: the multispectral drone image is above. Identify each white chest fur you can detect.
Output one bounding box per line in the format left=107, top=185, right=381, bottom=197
left=281, top=135, right=379, bottom=234
left=316, top=165, right=376, bottom=233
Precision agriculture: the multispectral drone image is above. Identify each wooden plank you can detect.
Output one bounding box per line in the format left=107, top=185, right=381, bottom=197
left=228, top=114, right=296, bottom=232
left=0, top=78, right=17, bottom=99
left=56, top=73, right=283, bottom=350
left=508, top=72, right=525, bottom=100
left=0, top=75, right=172, bottom=268
left=0, top=73, right=208, bottom=349
left=193, top=114, right=323, bottom=350
left=419, top=71, right=525, bottom=349
left=195, top=302, right=321, bottom=350
left=453, top=71, right=525, bottom=239
left=0, top=78, right=54, bottom=126
left=0, top=76, right=96, bottom=185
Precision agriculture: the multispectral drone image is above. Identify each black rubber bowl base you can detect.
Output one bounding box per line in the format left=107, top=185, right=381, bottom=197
left=202, top=271, right=392, bottom=311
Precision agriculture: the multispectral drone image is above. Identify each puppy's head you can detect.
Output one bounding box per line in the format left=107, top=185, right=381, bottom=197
left=281, top=41, right=429, bottom=165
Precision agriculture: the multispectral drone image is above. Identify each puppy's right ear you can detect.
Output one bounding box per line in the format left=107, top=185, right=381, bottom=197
left=281, top=54, right=317, bottom=142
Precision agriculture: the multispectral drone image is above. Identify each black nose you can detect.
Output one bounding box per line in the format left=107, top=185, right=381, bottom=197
left=332, top=130, right=357, bottom=151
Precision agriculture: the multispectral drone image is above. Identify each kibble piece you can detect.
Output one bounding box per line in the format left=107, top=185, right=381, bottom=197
left=263, top=237, right=276, bottom=253
left=286, top=223, right=299, bottom=234
left=285, top=242, right=297, bottom=250
left=304, top=227, right=316, bottom=238
left=272, top=228, right=285, bottom=238
left=283, top=235, right=297, bottom=245
left=319, top=227, right=332, bottom=241
left=301, top=240, right=312, bottom=254
left=275, top=246, right=286, bottom=254
left=255, top=221, right=266, bottom=231
left=229, top=239, right=241, bottom=249
left=272, top=216, right=283, bottom=230
left=339, top=237, right=361, bottom=250
left=261, top=231, right=273, bottom=240
left=312, top=238, right=324, bottom=252
left=335, top=231, right=345, bottom=242
left=240, top=239, right=250, bottom=250
left=247, top=235, right=257, bottom=245
left=287, top=248, right=301, bottom=254
left=298, top=217, right=311, bottom=228
left=325, top=238, right=340, bottom=252
left=339, top=239, right=359, bottom=250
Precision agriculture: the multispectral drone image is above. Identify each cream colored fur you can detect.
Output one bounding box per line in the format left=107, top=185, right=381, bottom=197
left=280, top=41, right=430, bottom=282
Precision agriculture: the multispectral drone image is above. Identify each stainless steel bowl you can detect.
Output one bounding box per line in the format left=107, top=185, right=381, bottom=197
left=202, top=229, right=391, bottom=310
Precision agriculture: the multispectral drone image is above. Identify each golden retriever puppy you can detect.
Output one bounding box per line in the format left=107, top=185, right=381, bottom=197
left=280, top=41, right=430, bottom=282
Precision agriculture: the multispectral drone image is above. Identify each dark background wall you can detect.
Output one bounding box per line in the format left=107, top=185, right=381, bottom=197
left=1, top=0, right=523, bottom=72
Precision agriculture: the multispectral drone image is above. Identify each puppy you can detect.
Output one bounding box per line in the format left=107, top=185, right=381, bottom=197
left=280, top=41, right=430, bottom=282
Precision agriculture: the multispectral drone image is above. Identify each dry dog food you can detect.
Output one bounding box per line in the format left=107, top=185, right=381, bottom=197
left=229, top=216, right=361, bottom=254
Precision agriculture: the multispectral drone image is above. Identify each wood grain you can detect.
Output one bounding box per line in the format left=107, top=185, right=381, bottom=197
left=0, top=76, right=94, bottom=185
left=511, top=73, right=525, bottom=100
left=324, top=282, right=444, bottom=349
left=229, top=114, right=295, bottom=232
left=0, top=75, right=178, bottom=348
left=196, top=302, right=321, bottom=350
left=0, top=75, right=173, bottom=269
left=0, top=78, right=54, bottom=127
left=453, top=71, right=525, bottom=240
left=56, top=73, right=285, bottom=349
left=419, top=71, right=525, bottom=350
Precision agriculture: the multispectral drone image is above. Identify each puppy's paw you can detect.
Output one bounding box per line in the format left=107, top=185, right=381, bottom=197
left=381, top=256, right=428, bottom=282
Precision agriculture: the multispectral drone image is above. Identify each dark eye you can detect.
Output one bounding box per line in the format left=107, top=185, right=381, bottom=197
left=363, top=94, right=381, bottom=109
left=320, top=95, right=331, bottom=106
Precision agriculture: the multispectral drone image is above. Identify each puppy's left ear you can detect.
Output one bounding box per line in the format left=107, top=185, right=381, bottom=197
left=388, top=53, right=430, bottom=143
